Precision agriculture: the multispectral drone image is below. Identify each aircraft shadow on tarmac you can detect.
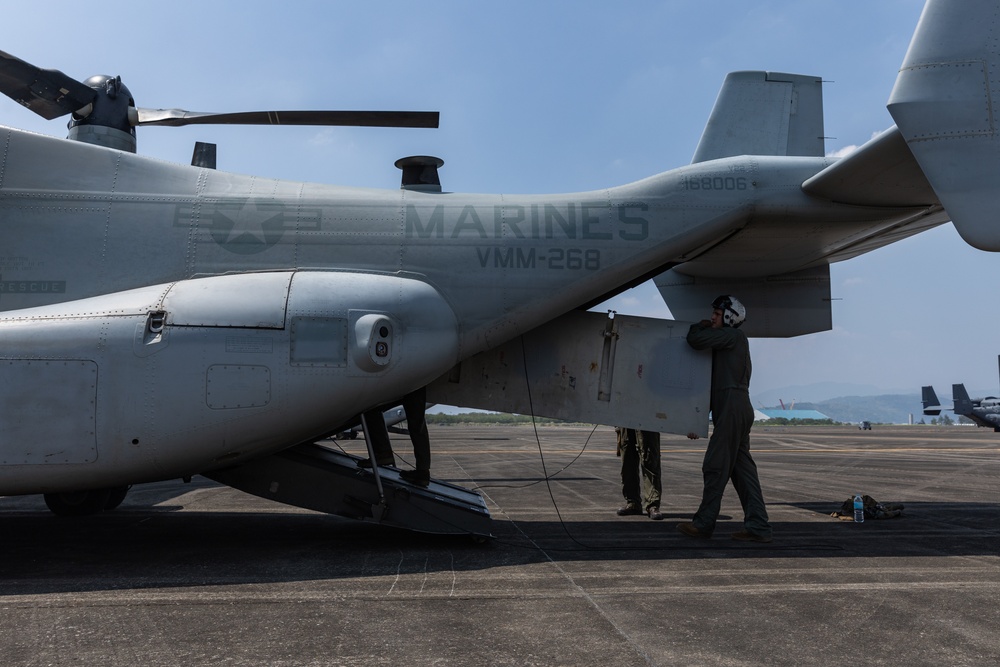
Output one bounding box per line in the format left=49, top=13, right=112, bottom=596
left=2, top=483, right=998, bottom=597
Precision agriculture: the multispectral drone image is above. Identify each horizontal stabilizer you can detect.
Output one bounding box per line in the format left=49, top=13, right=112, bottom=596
left=653, top=265, right=831, bottom=338
left=887, top=0, right=1000, bottom=251
left=693, top=71, right=824, bottom=163
left=802, top=126, right=939, bottom=207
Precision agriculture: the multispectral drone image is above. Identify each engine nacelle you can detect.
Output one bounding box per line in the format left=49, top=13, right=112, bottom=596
left=0, top=271, right=459, bottom=494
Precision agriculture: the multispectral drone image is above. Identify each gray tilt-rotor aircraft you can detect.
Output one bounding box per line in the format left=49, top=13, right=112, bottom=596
left=922, top=384, right=1000, bottom=431
left=922, top=356, right=1000, bottom=431
left=0, top=0, right=997, bottom=535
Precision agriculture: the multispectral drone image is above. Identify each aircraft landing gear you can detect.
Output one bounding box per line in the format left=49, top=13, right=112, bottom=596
left=43, top=485, right=130, bottom=516
left=103, top=485, right=130, bottom=510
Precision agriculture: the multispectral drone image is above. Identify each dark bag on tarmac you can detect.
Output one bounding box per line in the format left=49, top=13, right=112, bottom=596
left=833, top=495, right=904, bottom=520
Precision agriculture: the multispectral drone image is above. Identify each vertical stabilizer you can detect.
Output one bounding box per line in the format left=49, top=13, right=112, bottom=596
left=692, top=71, right=824, bottom=163
left=953, top=384, right=974, bottom=416
left=887, top=0, right=1000, bottom=251
left=921, top=386, right=942, bottom=415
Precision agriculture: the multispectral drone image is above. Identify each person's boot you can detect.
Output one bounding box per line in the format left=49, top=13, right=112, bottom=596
left=616, top=502, right=642, bottom=516
left=400, top=469, right=430, bottom=487
left=358, top=456, right=394, bottom=468
left=676, top=522, right=712, bottom=539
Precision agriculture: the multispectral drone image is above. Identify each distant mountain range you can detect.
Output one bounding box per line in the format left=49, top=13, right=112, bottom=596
left=769, top=394, right=920, bottom=425
left=436, top=382, right=988, bottom=424
left=752, top=382, right=913, bottom=406
left=753, top=383, right=999, bottom=424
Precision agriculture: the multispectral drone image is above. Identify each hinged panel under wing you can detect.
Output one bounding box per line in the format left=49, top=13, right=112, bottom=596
left=428, top=311, right=712, bottom=437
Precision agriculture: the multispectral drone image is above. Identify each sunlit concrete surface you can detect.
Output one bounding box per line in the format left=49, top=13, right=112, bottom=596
left=2, top=424, right=998, bottom=666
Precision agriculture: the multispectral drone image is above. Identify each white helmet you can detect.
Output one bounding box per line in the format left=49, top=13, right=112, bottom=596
left=712, top=295, right=746, bottom=328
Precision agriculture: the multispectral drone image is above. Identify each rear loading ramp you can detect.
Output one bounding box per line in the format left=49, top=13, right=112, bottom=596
left=206, top=442, right=492, bottom=538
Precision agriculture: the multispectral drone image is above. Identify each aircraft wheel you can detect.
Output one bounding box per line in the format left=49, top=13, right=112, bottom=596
left=103, top=486, right=130, bottom=511
left=43, top=489, right=113, bottom=517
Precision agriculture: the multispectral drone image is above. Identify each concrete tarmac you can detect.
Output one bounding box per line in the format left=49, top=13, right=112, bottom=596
left=1, top=424, right=998, bottom=666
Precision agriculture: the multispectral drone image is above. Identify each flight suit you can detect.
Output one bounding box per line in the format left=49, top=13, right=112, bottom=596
left=617, top=427, right=662, bottom=512
left=362, top=387, right=431, bottom=473
left=401, top=386, right=431, bottom=473
left=686, top=321, right=771, bottom=538
left=362, top=409, right=396, bottom=466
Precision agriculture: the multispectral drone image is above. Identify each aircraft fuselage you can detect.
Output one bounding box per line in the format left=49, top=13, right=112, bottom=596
left=0, top=127, right=943, bottom=492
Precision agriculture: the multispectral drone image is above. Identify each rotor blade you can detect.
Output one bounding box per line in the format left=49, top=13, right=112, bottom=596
left=135, top=108, right=439, bottom=129
left=0, top=49, right=96, bottom=120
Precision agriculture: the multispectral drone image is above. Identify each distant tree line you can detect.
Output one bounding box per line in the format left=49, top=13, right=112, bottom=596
left=426, top=412, right=568, bottom=425
left=426, top=412, right=843, bottom=427
left=755, top=418, right=835, bottom=426
left=427, top=412, right=975, bottom=428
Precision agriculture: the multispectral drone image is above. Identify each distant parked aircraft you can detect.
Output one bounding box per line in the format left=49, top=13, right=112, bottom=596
left=922, top=357, right=1000, bottom=432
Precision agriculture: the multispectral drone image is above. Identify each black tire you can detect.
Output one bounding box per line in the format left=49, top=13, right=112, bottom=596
left=103, top=486, right=130, bottom=510
left=43, top=489, right=113, bottom=517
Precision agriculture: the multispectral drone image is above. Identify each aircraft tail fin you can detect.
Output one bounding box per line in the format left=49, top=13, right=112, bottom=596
left=692, top=71, right=825, bottom=163
left=953, top=383, right=974, bottom=416
left=921, top=385, right=942, bottom=416
left=887, top=0, right=1000, bottom=251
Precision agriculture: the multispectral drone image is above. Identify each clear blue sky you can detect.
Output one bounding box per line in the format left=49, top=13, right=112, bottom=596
left=2, top=1, right=994, bottom=402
